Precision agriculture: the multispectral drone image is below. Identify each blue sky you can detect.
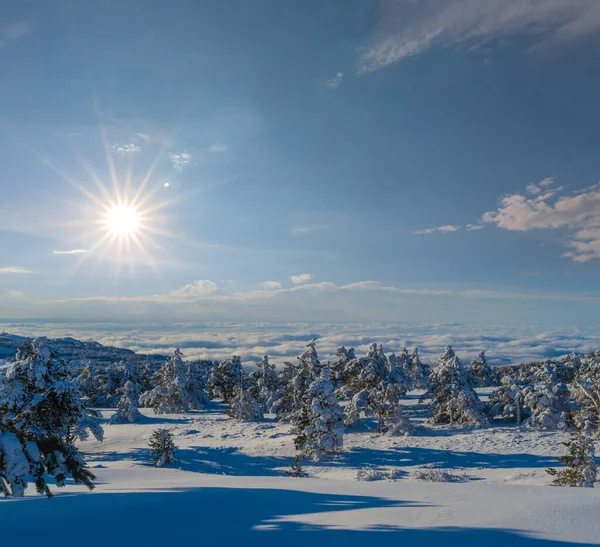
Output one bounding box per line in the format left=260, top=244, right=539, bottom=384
left=2, top=0, right=600, bottom=327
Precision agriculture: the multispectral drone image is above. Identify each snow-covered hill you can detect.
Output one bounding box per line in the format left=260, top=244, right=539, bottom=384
left=2, top=401, right=598, bottom=546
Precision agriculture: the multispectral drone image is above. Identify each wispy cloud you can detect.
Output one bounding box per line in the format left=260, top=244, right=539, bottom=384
left=290, top=273, right=313, bottom=285
left=53, top=249, right=89, bottom=256
left=359, top=0, right=600, bottom=73
left=414, top=224, right=461, bottom=235
left=169, top=151, right=191, bottom=171
left=0, top=21, right=30, bottom=49
left=0, top=266, right=32, bottom=274
left=112, top=143, right=142, bottom=155
left=326, top=72, right=344, bottom=89
left=289, top=225, right=329, bottom=236
left=261, top=281, right=282, bottom=290
left=482, top=178, right=600, bottom=262
left=209, top=143, right=228, bottom=153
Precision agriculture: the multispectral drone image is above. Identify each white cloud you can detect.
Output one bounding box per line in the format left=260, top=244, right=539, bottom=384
left=466, top=224, right=484, bottom=231
left=169, top=151, right=191, bottom=171
left=326, top=72, right=344, bottom=89
left=482, top=178, right=600, bottom=262
left=209, top=143, right=228, bottom=153
left=3, top=320, right=598, bottom=367
left=53, top=249, right=89, bottom=255
left=414, top=225, right=461, bottom=235
left=261, top=281, right=282, bottom=290
left=166, top=280, right=218, bottom=299
left=290, top=273, right=313, bottom=285
left=359, top=0, right=600, bottom=73
left=289, top=225, right=329, bottom=236
left=0, top=266, right=32, bottom=274
left=112, top=143, right=142, bottom=155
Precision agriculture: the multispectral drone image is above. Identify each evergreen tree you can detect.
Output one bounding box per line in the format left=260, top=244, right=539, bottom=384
left=422, top=346, right=488, bottom=427
left=330, top=346, right=355, bottom=391
left=77, top=362, right=103, bottom=406
left=468, top=351, right=497, bottom=387
left=185, top=362, right=210, bottom=410
left=488, top=377, right=524, bottom=424
left=547, top=432, right=597, bottom=487
left=248, top=355, right=280, bottom=412
left=228, top=383, right=264, bottom=421
left=408, top=348, right=429, bottom=390
left=110, top=380, right=142, bottom=424
left=294, top=369, right=344, bottom=460
left=0, top=338, right=103, bottom=497
left=209, top=355, right=245, bottom=403
left=139, top=349, right=190, bottom=413
left=285, top=454, right=308, bottom=477
left=522, top=382, right=572, bottom=430
left=148, top=429, right=178, bottom=467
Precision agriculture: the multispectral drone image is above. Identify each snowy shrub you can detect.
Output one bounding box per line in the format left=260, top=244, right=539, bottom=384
left=422, top=346, right=488, bottom=427
left=412, top=468, right=471, bottom=483
left=488, top=377, right=525, bottom=424
left=294, top=368, right=344, bottom=460
left=148, top=429, right=178, bottom=467
left=0, top=338, right=103, bottom=496
left=139, top=349, right=191, bottom=414
left=522, top=382, right=572, bottom=431
left=355, top=465, right=386, bottom=481
left=547, top=432, right=597, bottom=487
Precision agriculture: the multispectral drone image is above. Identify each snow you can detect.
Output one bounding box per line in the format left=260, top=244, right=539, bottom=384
left=1, top=393, right=599, bottom=545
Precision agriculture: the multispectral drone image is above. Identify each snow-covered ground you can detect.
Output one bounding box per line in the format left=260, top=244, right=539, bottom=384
left=1, top=394, right=599, bottom=545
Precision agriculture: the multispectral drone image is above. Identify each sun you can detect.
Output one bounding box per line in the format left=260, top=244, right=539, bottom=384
left=105, top=203, right=141, bottom=238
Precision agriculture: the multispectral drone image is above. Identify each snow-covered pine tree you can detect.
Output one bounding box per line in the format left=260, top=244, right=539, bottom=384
left=468, top=351, right=497, bottom=387
left=547, top=432, right=597, bottom=487
left=408, top=348, right=429, bottom=390
left=148, top=429, right=178, bottom=467
left=0, top=338, right=103, bottom=497
left=110, top=380, right=142, bottom=424
left=422, top=346, right=488, bottom=427
left=273, top=341, right=321, bottom=423
left=185, top=362, right=210, bottom=410
left=209, top=355, right=245, bottom=403
left=249, top=355, right=280, bottom=412
left=330, top=346, right=356, bottom=391
left=139, top=349, right=190, bottom=414
left=77, top=362, right=103, bottom=406
left=294, top=368, right=344, bottom=460
left=228, top=383, right=264, bottom=421
left=286, top=454, right=308, bottom=477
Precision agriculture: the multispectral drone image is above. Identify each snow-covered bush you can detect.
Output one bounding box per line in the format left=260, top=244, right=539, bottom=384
left=0, top=338, right=103, bottom=497
left=148, top=429, right=178, bottom=467
left=294, top=368, right=344, bottom=460
left=547, top=432, right=597, bottom=487
left=411, top=468, right=471, bottom=483
left=488, top=377, right=524, bottom=424
left=422, top=346, right=488, bottom=427
left=522, top=382, right=572, bottom=430
left=110, top=380, right=142, bottom=424
left=355, top=465, right=386, bottom=481
left=139, top=349, right=191, bottom=414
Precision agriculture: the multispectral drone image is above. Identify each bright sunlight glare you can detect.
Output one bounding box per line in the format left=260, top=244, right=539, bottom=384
left=105, top=203, right=141, bottom=238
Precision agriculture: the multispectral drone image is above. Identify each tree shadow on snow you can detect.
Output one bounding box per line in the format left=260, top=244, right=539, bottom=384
left=0, top=487, right=589, bottom=547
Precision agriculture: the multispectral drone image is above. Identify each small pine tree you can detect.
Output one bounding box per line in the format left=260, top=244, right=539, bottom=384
left=148, top=429, right=178, bottom=467
left=547, top=432, right=597, bottom=487
left=139, top=349, right=190, bottom=414
left=294, top=368, right=344, bottom=460
left=228, top=384, right=264, bottom=421
left=110, top=380, right=142, bottom=424
left=209, top=356, right=245, bottom=403
left=468, top=351, right=496, bottom=387
left=286, top=454, right=308, bottom=477
left=408, top=348, right=429, bottom=390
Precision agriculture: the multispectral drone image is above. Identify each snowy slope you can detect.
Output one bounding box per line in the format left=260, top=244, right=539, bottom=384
left=1, top=402, right=599, bottom=546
